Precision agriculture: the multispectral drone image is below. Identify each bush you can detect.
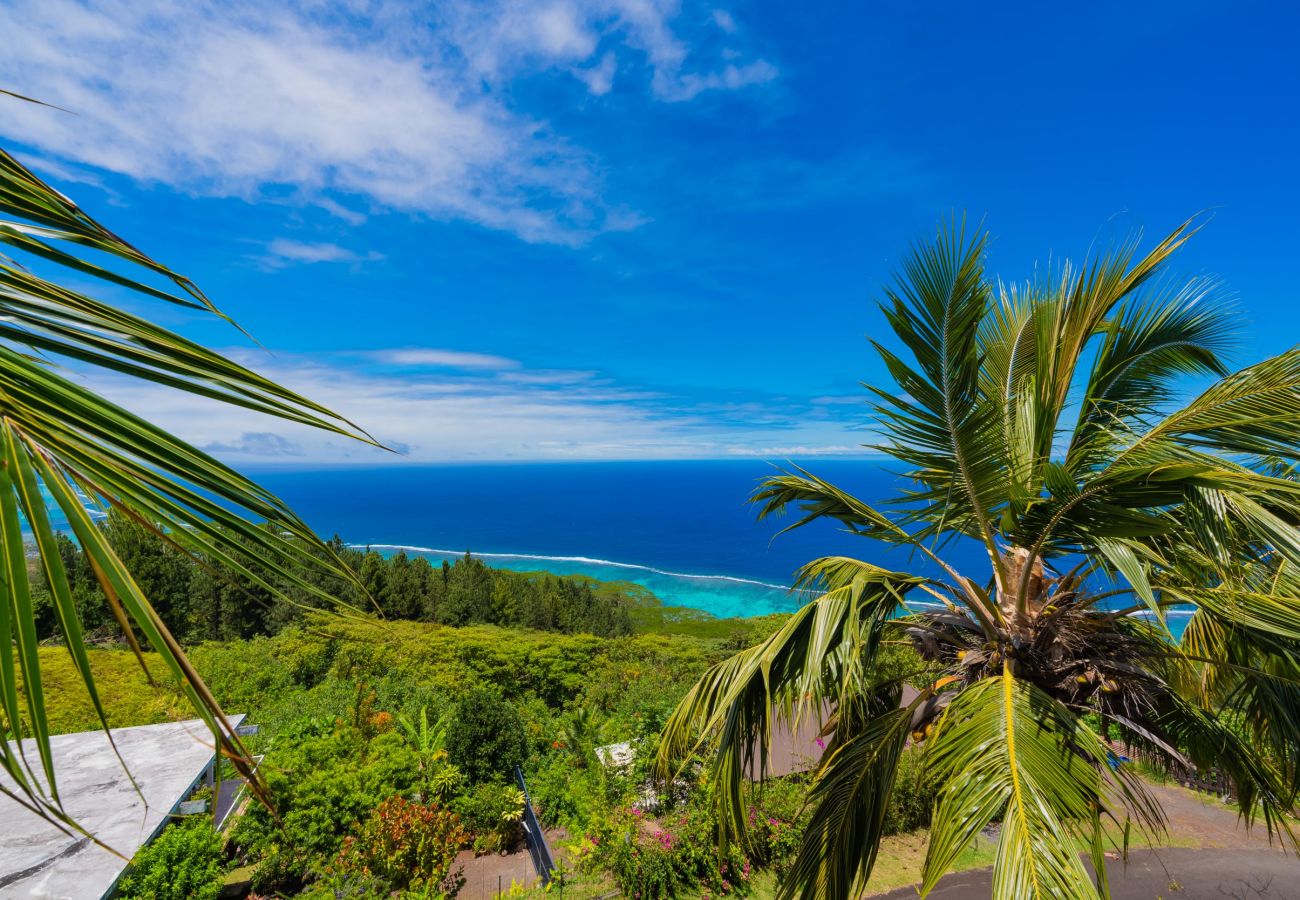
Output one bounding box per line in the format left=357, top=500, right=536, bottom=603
left=229, top=720, right=419, bottom=892
left=330, top=796, right=468, bottom=895
left=445, top=688, right=528, bottom=783
left=745, top=776, right=808, bottom=875
left=590, top=790, right=753, bottom=900
left=452, top=782, right=526, bottom=854
left=116, top=818, right=223, bottom=900
left=527, top=749, right=611, bottom=834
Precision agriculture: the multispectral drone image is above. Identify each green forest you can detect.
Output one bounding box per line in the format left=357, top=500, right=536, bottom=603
left=31, top=510, right=640, bottom=644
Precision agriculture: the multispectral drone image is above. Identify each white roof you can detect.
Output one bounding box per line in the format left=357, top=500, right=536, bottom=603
left=0, top=716, right=241, bottom=900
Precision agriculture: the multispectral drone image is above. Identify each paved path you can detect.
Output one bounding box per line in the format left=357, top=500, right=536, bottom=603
left=454, top=828, right=568, bottom=899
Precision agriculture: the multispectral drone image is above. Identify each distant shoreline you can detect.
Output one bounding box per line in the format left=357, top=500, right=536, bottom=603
left=353, top=542, right=799, bottom=592
left=357, top=543, right=1197, bottom=632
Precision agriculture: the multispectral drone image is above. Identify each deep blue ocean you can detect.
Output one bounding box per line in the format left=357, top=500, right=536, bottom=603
left=249, top=460, right=987, bottom=619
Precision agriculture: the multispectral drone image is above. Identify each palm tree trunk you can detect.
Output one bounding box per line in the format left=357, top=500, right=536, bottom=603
left=998, top=546, right=1044, bottom=628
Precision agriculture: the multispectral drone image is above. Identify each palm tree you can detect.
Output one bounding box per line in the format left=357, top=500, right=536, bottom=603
left=1, top=110, right=374, bottom=839
left=657, top=218, right=1300, bottom=899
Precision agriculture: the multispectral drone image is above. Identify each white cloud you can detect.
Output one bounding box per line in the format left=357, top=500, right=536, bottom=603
left=668, top=59, right=778, bottom=102
left=369, top=349, right=521, bottom=370
left=727, top=445, right=863, bottom=457
left=70, top=348, right=869, bottom=463
left=575, top=52, right=618, bottom=96
left=0, top=0, right=776, bottom=243
left=440, top=0, right=775, bottom=102
left=262, top=239, right=382, bottom=267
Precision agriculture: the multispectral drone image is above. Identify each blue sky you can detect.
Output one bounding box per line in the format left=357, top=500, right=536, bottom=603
left=2, top=0, right=1297, bottom=463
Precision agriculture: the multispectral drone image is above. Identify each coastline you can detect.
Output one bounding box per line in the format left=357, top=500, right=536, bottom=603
left=359, top=542, right=1196, bottom=637
left=358, top=543, right=810, bottom=620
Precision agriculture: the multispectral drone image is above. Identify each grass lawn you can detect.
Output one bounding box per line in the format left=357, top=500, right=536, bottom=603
left=733, top=832, right=998, bottom=899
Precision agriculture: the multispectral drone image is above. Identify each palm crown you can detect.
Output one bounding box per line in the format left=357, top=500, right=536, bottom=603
left=657, top=219, right=1300, bottom=899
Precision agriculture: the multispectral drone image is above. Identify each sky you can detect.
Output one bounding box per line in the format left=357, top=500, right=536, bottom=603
left=2, top=0, right=1297, bottom=464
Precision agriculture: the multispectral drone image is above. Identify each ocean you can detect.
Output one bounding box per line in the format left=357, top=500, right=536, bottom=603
left=250, top=460, right=1008, bottom=620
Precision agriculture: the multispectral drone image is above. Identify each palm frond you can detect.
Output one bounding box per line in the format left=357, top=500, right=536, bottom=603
left=866, top=218, right=1005, bottom=564
left=922, top=671, right=1161, bottom=899
left=0, top=127, right=374, bottom=831
left=776, top=707, right=912, bottom=900
left=656, top=567, right=921, bottom=844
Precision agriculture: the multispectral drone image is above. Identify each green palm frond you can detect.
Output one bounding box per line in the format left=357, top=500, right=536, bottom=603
left=656, top=566, right=921, bottom=842
left=867, top=219, right=1004, bottom=560
left=922, top=671, right=1162, bottom=899
left=1067, top=275, right=1234, bottom=463
left=0, top=134, right=375, bottom=833
left=1117, top=347, right=1300, bottom=462
left=777, top=707, right=913, bottom=900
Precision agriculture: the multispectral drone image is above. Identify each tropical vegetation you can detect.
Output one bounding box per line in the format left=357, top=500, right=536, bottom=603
left=33, top=600, right=827, bottom=897
left=658, top=219, right=1300, bottom=898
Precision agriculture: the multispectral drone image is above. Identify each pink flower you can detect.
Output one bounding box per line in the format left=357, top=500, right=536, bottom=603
left=815, top=737, right=826, bottom=750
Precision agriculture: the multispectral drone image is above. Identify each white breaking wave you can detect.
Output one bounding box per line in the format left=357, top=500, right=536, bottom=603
left=351, top=543, right=801, bottom=593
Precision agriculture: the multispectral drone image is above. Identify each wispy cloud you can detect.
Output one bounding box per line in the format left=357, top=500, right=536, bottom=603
left=72, top=348, right=872, bottom=464
left=727, top=445, right=863, bottom=457
left=440, top=1, right=774, bottom=101
left=0, top=0, right=776, bottom=244
left=260, top=238, right=383, bottom=268
left=368, top=349, right=521, bottom=370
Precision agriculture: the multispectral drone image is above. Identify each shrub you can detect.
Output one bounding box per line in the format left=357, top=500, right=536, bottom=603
left=330, top=796, right=468, bottom=895
left=445, top=688, right=527, bottom=783
left=745, top=776, right=808, bottom=875
left=527, top=749, right=611, bottom=834
left=452, top=782, right=526, bottom=854
left=230, top=721, right=419, bottom=892
left=116, top=818, right=223, bottom=900
left=591, top=799, right=752, bottom=900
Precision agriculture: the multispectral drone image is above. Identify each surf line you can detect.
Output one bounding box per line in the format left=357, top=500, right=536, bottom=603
left=351, top=543, right=800, bottom=593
